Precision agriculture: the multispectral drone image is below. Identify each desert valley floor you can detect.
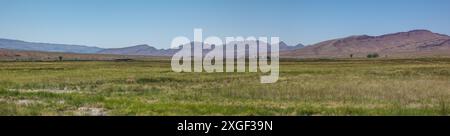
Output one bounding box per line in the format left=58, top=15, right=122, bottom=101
left=0, top=58, right=449, bottom=115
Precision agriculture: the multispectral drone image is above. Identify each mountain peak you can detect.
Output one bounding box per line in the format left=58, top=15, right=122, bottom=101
left=277, top=41, right=304, bottom=51
left=279, top=41, right=288, bottom=46
left=133, top=44, right=150, bottom=47
left=407, top=29, right=432, bottom=33
left=129, top=44, right=154, bottom=49
left=344, top=35, right=372, bottom=40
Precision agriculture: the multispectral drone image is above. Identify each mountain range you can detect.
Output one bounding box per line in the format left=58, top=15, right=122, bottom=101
left=97, top=44, right=178, bottom=56
left=0, top=38, right=103, bottom=54
left=282, top=30, right=450, bottom=58
left=1, top=29, right=450, bottom=58
left=97, top=41, right=305, bottom=56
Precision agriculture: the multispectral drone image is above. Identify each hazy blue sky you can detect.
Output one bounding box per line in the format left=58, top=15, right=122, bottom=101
left=1, top=0, right=449, bottom=48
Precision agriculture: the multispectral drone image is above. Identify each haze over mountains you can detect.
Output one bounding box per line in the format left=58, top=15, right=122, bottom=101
left=1, top=29, right=450, bottom=58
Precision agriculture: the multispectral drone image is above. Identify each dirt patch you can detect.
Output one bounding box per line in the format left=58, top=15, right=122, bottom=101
left=15, top=99, right=42, bottom=106
left=8, top=89, right=77, bottom=94
left=76, top=107, right=108, bottom=116
left=57, top=100, right=65, bottom=104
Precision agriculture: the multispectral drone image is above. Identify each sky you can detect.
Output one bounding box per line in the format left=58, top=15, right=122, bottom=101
left=0, top=0, right=449, bottom=48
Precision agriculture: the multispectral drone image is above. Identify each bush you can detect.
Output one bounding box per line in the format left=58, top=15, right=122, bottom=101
left=367, top=53, right=379, bottom=58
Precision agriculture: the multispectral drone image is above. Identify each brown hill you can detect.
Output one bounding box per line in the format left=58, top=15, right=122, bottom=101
left=281, top=30, right=450, bottom=58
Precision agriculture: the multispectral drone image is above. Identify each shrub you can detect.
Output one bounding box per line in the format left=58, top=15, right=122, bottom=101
left=367, top=53, right=379, bottom=58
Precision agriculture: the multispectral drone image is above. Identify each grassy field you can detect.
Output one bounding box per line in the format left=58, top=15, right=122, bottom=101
left=0, top=58, right=449, bottom=116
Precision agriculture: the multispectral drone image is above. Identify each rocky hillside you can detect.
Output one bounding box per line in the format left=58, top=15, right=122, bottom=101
left=281, top=30, right=450, bottom=58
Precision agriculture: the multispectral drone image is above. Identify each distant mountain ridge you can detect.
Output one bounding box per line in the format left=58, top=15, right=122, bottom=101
left=97, top=44, right=178, bottom=56
left=97, top=41, right=304, bottom=56
left=0, top=48, right=127, bottom=61
left=282, top=30, right=450, bottom=58
left=2, top=29, right=450, bottom=58
left=0, top=38, right=103, bottom=54
left=279, top=41, right=304, bottom=51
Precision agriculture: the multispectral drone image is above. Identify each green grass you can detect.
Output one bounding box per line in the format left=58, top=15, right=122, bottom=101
left=0, top=58, right=449, bottom=115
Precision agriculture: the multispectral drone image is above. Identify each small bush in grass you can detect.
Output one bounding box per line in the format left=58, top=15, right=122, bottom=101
left=367, top=53, right=379, bottom=58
